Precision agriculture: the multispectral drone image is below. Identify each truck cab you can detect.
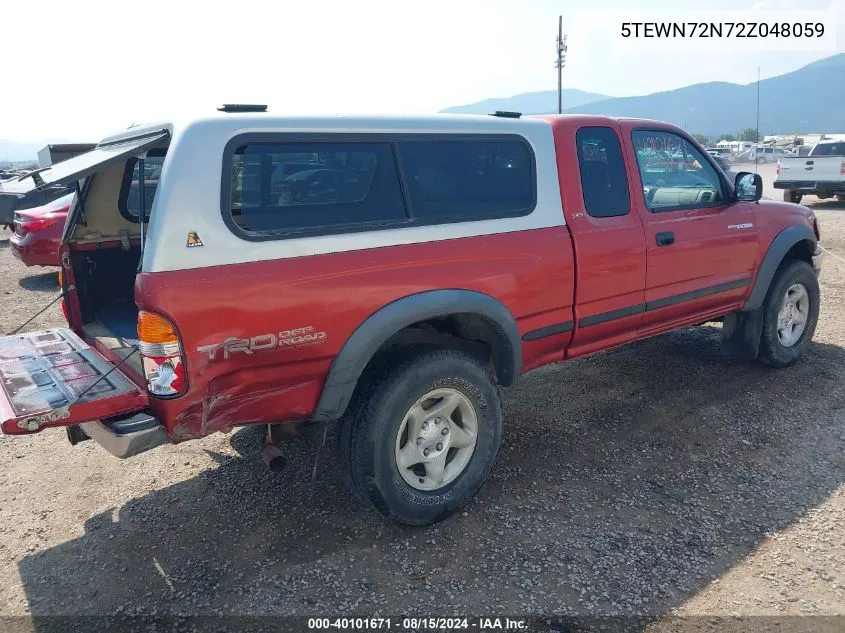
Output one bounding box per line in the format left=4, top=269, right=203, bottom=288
left=0, top=110, right=823, bottom=525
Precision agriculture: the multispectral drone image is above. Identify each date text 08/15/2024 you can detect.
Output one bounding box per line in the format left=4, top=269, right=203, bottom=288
left=307, top=617, right=528, bottom=631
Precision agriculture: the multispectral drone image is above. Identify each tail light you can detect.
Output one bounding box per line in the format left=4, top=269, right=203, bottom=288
left=840, top=161, right=845, bottom=176
left=15, top=213, right=62, bottom=236
left=137, top=311, right=187, bottom=397
left=776, top=161, right=781, bottom=176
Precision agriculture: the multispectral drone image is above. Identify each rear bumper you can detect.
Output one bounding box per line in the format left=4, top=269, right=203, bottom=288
left=774, top=180, right=845, bottom=193
left=80, top=411, right=169, bottom=458
left=8, top=234, right=60, bottom=267
left=8, top=239, right=23, bottom=263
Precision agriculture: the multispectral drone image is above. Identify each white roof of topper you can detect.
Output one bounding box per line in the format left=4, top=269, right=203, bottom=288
left=133, top=111, right=566, bottom=273
left=98, top=112, right=554, bottom=147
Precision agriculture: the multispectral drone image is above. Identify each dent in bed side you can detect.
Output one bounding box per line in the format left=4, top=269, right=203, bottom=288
left=311, top=289, right=522, bottom=422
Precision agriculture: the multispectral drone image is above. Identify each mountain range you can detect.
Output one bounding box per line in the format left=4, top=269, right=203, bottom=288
left=442, top=53, right=845, bottom=137
left=442, top=89, right=611, bottom=115
left=3, top=54, right=843, bottom=162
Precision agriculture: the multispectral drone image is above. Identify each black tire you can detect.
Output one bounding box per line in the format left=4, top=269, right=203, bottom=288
left=338, top=349, right=503, bottom=525
left=783, top=190, right=803, bottom=204
left=757, top=259, right=820, bottom=368
left=836, top=194, right=845, bottom=202
left=756, top=156, right=767, bottom=164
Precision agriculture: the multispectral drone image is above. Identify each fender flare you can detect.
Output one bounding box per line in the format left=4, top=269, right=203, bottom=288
left=312, top=289, right=522, bottom=422
left=743, top=224, right=816, bottom=311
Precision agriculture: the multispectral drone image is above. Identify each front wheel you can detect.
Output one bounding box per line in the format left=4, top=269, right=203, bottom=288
left=757, top=260, right=820, bottom=367
left=783, top=190, right=803, bottom=204
left=836, top=194, right=845, bottom=202
left=339, top=349, right=503, bottom=525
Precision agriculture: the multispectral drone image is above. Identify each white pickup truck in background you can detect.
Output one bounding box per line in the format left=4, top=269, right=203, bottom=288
left=775, top=139, right=845, bottom=204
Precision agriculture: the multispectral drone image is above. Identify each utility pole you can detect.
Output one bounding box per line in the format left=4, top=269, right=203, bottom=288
left=755, top=66, right=761, bottom=144
left=556, top=16, right=567, bottom=114
left=755, top=66, right=761, bottom=173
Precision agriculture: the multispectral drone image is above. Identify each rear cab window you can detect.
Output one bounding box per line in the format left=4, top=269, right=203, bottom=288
left=810, top=142, right=845, bottom=156
left=222, top=135, right=536, bottom=240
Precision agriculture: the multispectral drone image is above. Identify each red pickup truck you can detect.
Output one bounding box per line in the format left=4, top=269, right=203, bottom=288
left=0, top=109, right=823, bottom=525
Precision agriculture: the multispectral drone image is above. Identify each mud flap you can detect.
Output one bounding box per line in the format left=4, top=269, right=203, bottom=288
left=721, top=309, right=763, bottom=361
left=0, top=328, right=148, bottom=435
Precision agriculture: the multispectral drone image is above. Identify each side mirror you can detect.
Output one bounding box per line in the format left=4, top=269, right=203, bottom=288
left=735, top=172, right=763, bottom=202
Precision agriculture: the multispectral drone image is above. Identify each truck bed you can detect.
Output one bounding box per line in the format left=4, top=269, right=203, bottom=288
left=81, top=305, right=144, bottom=381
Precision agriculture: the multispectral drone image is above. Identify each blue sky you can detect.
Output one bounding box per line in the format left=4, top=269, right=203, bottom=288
left=0, top=0, right=842, bottom=141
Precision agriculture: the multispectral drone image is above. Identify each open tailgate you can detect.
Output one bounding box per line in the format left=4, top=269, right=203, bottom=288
left=0, top=328, right=147, bottom=435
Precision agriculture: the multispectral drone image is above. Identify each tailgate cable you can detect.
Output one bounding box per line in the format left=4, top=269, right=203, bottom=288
left=4, top=293, right=140, bottom=402
left=71, top=348, right=140, bottom=404
left=4, top=293, right=64, bottom=336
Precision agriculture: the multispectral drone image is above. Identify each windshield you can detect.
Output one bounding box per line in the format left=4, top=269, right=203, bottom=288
left=810, top=142, right=845, bottom=157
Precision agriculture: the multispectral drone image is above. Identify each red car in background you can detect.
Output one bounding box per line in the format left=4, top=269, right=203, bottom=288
left=9, top=192, right=73, bottom=267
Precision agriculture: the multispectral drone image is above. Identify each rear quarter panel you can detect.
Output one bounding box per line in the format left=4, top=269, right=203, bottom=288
left=137, top=229, right=574, bottom=439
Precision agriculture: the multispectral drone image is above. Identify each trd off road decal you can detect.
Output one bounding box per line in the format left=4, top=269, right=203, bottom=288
left=196, top=326, right=327, bottom=361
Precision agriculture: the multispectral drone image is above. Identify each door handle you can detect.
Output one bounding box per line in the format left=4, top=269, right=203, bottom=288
left=655, top=231, right=675, bottom=247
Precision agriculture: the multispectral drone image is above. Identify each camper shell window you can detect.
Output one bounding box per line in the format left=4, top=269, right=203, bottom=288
left=118, top=149, right=167, bottom=222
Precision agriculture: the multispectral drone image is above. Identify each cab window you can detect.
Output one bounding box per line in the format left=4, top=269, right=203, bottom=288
left=575, top=127, right=630, bottom=218
left=631, top=130, right=725, bottom=212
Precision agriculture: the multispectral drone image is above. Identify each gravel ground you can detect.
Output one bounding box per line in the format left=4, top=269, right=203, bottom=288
left=0, top=163, right=843, bottom=629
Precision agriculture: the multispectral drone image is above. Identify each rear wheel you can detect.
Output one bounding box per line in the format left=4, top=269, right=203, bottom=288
left=783, top=190, right=803, bottom=204
left=756, top=156, right=767, bottom=164
left=836, top=195, right=845, bottom=202
left=339, top=349, right=503, bottom=525
left=757, top=260, right=819, bottom=367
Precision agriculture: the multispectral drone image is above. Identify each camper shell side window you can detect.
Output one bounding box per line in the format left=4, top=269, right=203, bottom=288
left=118, top=149, right=167, bottom=223
left=220, top=133, right=537, bottom=241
